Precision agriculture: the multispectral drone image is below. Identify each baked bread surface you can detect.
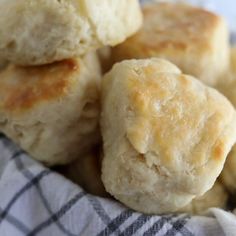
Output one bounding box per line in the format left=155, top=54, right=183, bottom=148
left=0, top=0, right=142, bottom=65
left=0, top=53, right=101, bottom=166
left=101, top=58, right=236, bottom=214
left=111, top=3, right=229, bottom=86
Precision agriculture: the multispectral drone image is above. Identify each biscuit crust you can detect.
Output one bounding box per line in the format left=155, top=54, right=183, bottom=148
left=218, top=49, right=236, bottom=193
left=0, top=53, right=101, bottom=166
left=111, top=3, right=229, bottom=86
left=0, top=0, right=142, bottom=65
left=101, top=58, right=236, bottom=214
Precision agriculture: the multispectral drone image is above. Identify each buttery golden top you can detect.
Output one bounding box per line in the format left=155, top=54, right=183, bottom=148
left=142, top=3, right=219, bottom=48
left=123, top=64, right=233, bottom=169
left=111, top=3, right=229, bottom=86
left=113, top=3, right=220, bottom=59
left=0, top=52, right=101, bottom=166
left=0, top=59, right=79, bottom=113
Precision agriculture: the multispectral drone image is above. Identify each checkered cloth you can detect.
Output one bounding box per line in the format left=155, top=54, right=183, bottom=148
left=1, top=136, right=236, bottom=236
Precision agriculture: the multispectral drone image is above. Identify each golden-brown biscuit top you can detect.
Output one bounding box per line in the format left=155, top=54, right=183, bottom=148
left=217, top=48, right=236, bottom=106
left=114, top=3, right=221, bottom=58
left=0, top=59, right=79, bottom=113
left=126, top=73, right=229, bottom=168
left=103, top=59, right=235, bottom=172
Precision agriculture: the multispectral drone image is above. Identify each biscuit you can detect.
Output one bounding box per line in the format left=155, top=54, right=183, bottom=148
left=0, top=53, right=101, bottom=166
left=101, top=58, right=236, bottom=214
left=217, top=78, right=236, bottom=107
left=221, top=145, right=236, bottom=194
left=217, top=47, right=236, bottom=105
left=181, top=181, right=228, bottom=214
left=111, top=3, right=229, bottom=86
left=60, top=149, right=108, bottom=197
left=0, top=0, right=142, bottom=65
left=218, top=55, right=236, bottom=193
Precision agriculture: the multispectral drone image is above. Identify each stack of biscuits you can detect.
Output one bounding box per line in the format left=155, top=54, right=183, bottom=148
left=0, top=0, right=236, bottom=215
left=0, top=0, right=143, bottom=166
